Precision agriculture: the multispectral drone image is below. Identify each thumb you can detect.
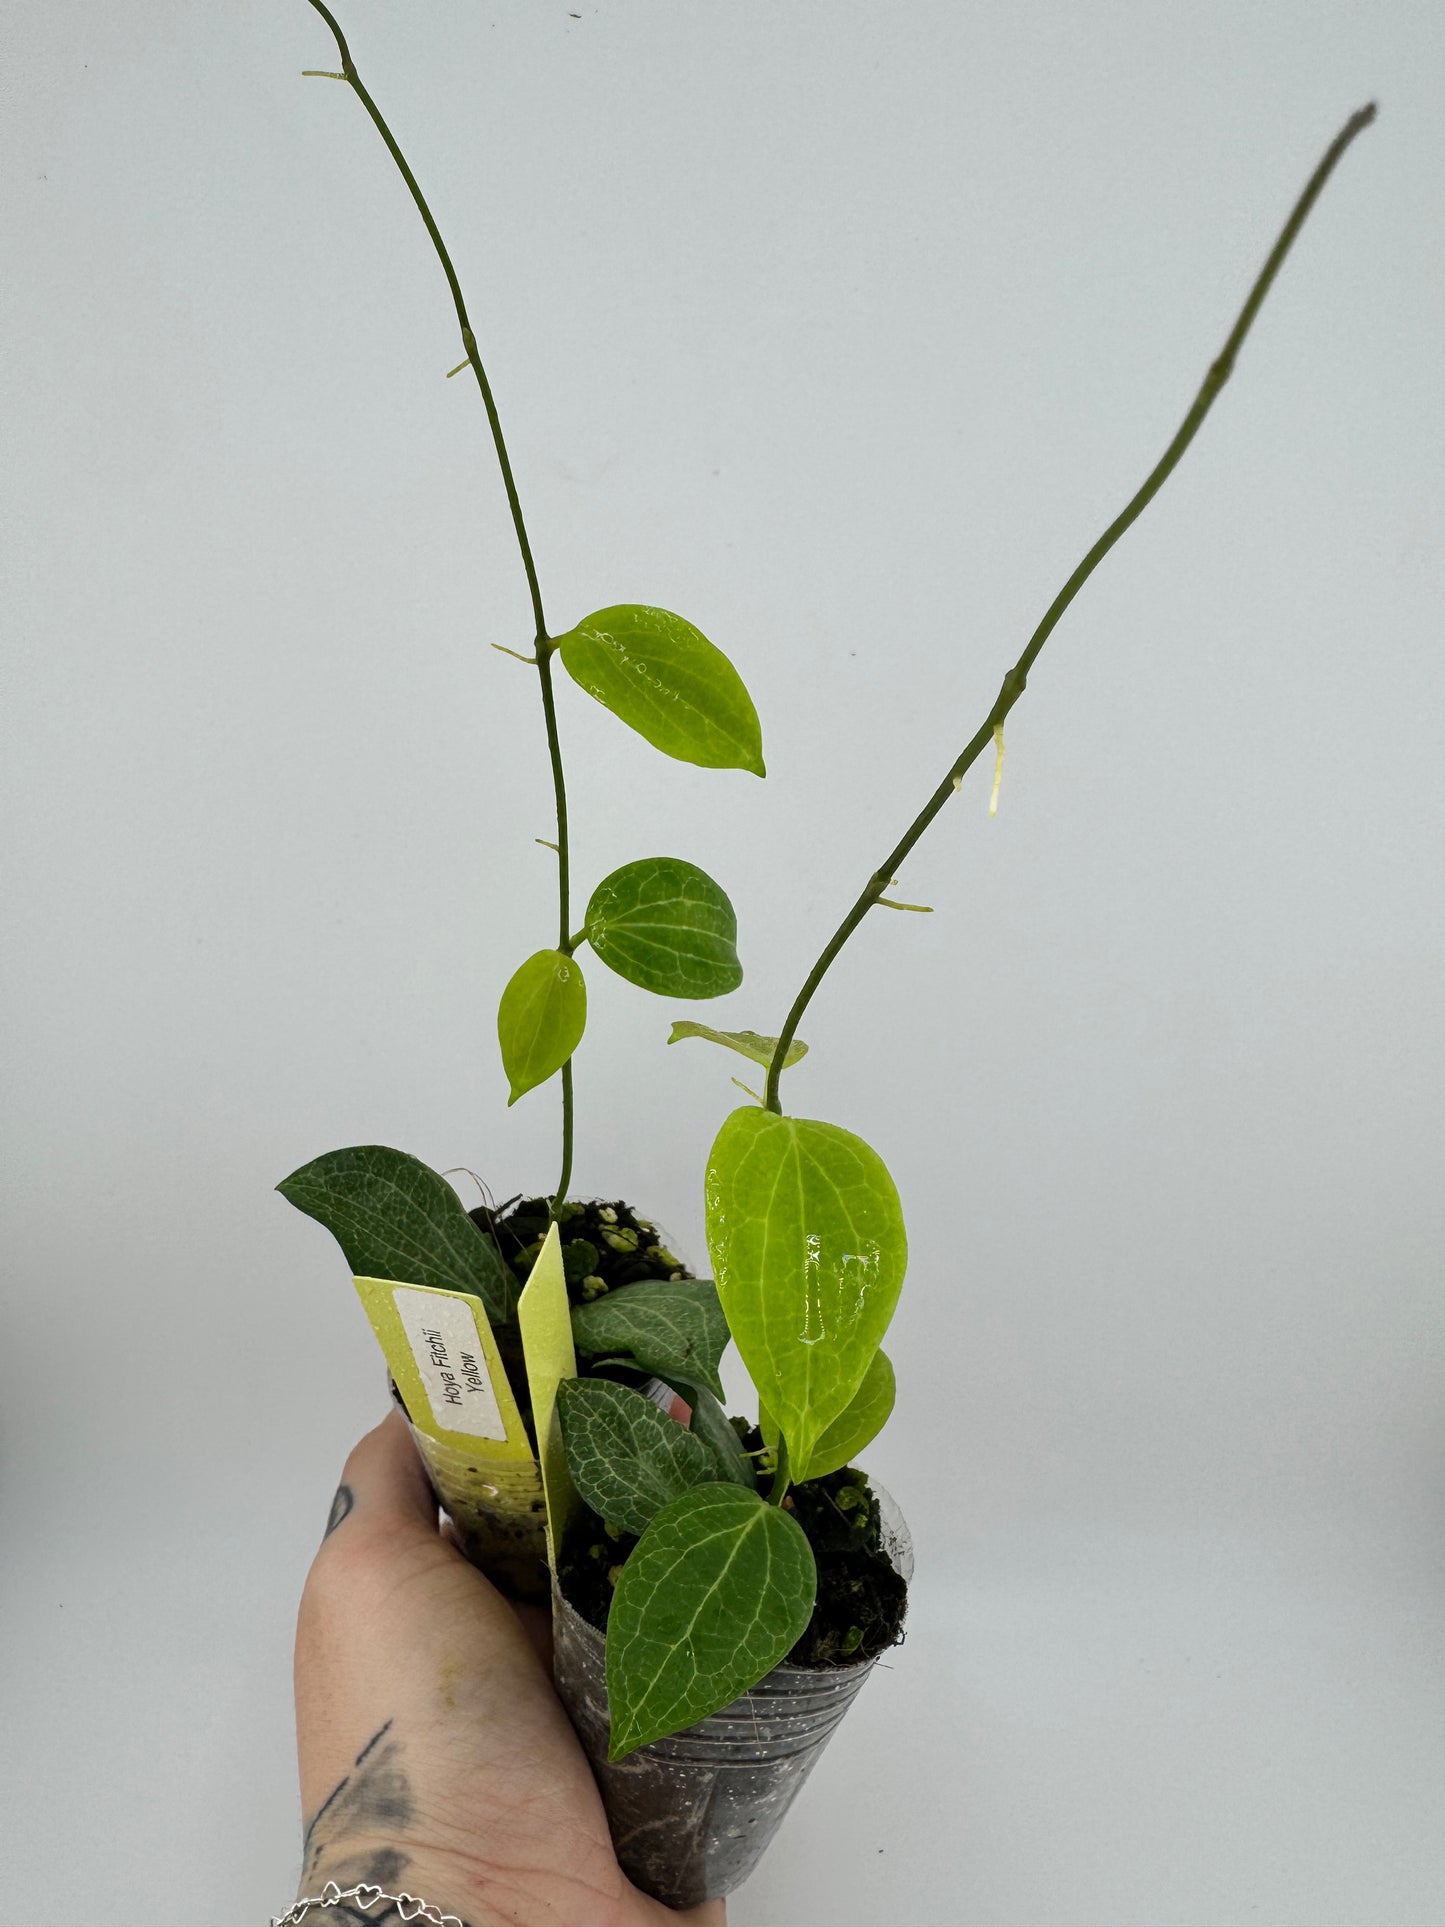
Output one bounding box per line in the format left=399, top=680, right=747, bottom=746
left=321, top=1408, right=437, bottom=1542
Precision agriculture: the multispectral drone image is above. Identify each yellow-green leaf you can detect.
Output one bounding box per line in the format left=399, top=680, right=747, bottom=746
left=556, top=604, right=764, bottom=776
left=497, top=949, right=586, bottom=1104
left=704, top=1107, right=906, bottom=1478
left=762, top=1349, right=896, bottom=1483
left=668, top=1022, right=807, bottom=1069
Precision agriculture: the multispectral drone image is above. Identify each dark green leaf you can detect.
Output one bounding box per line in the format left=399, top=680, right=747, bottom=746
left=585, top=858, right=741, bottom=1000
left=555, top=604, right=764, bottom=776
left=678, top=1381, right=757, bottom=1489
left=705, top=1107, right=906, bottom=1479
left=570, top=1278, right=731, bottom=1402
left=497, top=948, right=587, bottom=1103
left=556, top=1377, right=719, bottom=1537
left=762, top=1348, right=896, bottom=1482
left=607, top=1484, right=816, bottom=1756
left=668, top=1021, right=808, bottom=1069
left=277, top=1144, right=512, bottom=1325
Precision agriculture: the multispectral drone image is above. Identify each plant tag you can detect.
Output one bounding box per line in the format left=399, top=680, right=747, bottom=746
left=639, top=1377, right=693, bottom=1427
left=393, top=1286, right=505, bottom=1439
left=352, top=1275, right=550, bottom=1595
left=518, top=1223, right=580, bottom=1563
left=351, top=1275, right=533, bottom=1460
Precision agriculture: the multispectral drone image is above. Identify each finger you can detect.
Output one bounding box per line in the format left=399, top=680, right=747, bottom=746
left=509, top=1597, right=555, bottom=1672
left=323, top=1408, right=437, bottom=1540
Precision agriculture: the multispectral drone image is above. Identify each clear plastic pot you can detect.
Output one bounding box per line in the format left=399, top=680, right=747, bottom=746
left=551, top=1486, right=911, bottom=1907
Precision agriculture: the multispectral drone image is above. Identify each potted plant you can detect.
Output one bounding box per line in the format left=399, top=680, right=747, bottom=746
left=274, top=2, right=1373, bottom=1907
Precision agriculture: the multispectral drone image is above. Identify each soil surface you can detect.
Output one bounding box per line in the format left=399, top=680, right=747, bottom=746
left=784, top=1462, right=909, bottom=1664
left=467, top=1195, right=693, bottom=1437
left=472, top=1195, right=694, bottom=1307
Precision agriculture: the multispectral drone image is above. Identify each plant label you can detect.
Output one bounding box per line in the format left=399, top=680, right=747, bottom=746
left=518, top=1224, right=581, bottom=1561
left=350, top=1275, right=552, bottom=1589
left=353, top=1274, right=532, bottom=1457
left=639, top=1377, right=693, bottom=1426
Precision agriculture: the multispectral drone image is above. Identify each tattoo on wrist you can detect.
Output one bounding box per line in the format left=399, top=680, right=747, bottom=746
left=303, top=1720, right=408, bottom=1882
left=299, top=1722, right=474, bottom=1926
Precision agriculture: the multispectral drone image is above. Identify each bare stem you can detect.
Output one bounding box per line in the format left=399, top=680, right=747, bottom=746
left=302, top=0, right=577, bottom=1212
left=763, top=103, right=1376, bottom=1113
left=556, top=1059, right=575, bottom=1211
left=766, top=1434, right=791, bottom=1506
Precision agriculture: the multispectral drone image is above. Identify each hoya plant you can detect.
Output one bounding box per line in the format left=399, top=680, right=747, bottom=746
left=277, top=0, right=1373, bottom=1786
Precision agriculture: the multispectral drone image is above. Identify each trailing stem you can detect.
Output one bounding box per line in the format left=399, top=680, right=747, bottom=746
left=302, top=1, right=576, bottom=1213
left=763, top=102, right=1376, bottom=1115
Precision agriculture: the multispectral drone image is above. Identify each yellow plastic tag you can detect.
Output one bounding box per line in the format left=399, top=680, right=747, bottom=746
left=518, top=1223, right=579, bottom=1561
left=351, top=1275, right=551, bottom=1596
left=352, top=1275, right=532, bottom=1459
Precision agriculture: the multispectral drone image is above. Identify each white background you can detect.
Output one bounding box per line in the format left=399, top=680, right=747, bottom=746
left=4, top=2, right=1443, bottom=1921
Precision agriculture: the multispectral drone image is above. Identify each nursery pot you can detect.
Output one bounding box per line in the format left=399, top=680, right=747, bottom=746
left=551, top=1488, right=912, bottom=1907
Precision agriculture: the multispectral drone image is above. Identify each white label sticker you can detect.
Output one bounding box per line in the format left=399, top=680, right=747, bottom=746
left=393, top=1287, right=507, bottom=1441
left=639, top=1376, right=693, bottom=1426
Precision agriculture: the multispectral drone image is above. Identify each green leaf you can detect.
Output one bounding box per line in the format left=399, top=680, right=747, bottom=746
left=680, top=1382, right=758, bottom=1489
left=668, top=1022, right=808, bottom=1069
left=556, top=1377, right=719, bottom=1537
left=704, top=1107, right=906, bottom=1479
left=762, top=1349, right=896, bottom=1483
left=584, top=859, right=741, bottom=1000
left=497, top=948, right=587, bottom=1104
left=277, top=1144, right=513, bottom=1325
left=555, top=604, right=765, bottom=776
left=606, top=1485, right=816, bottom=1756
left=570, top=1279, right=731, bottom=1403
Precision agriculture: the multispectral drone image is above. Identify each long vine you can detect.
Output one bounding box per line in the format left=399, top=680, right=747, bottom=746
left=762, top=101, right=1377, bottom=1115
left=301, top=0, right=578, bottom=1209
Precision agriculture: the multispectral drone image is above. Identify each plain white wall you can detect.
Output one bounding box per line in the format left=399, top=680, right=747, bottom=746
left=4, top=2, right=1442, bottom=1921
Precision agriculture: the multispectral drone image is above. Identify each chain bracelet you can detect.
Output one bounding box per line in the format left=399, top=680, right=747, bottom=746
left=273, top=1880, right=464, bottom=1925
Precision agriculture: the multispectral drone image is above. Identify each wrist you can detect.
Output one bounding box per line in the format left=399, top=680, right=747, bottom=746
left=293, top=1842, right=497, bottom=1927
left=279, top=1888, right=466, bottom=1927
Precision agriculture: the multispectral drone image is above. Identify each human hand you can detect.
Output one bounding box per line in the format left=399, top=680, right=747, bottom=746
left=293, top=1410, right=725, bottom=1927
